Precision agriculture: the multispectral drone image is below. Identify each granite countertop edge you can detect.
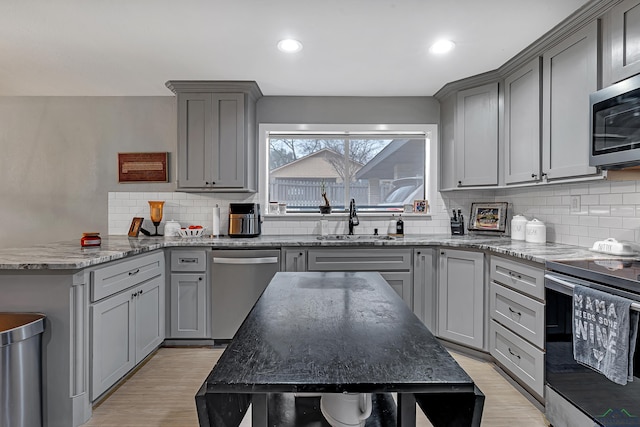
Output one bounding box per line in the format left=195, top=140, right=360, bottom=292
left=0, top=234, right=623, bottom=270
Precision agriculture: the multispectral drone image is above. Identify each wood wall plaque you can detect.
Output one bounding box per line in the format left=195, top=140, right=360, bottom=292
left=118, top=152, right=168, bottom=183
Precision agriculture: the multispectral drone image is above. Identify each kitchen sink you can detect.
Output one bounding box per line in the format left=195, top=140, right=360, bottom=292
left=316, top=234, right=395, bottom=241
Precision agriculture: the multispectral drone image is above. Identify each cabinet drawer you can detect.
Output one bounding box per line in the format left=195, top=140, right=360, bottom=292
left=307, top=249, right=411, bottom=271
left=490, top=282, right=544, bottom=349
left=490, top=320, right=544, bottom=399
left=91, top=251, right=164, bottom=302
left=171, top=250, right=206, bottom=272
left=490, top=256, right=544, bottom=300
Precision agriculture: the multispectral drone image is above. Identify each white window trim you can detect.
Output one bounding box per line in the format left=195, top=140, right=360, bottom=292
left=258, top=123, right=438, bottom=214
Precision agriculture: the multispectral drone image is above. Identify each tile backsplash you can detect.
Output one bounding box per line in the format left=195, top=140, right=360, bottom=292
left=108, top=178, right=640, bottom=249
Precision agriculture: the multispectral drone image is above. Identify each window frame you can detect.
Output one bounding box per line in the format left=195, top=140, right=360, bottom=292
left=259, top=123, right=437, bottom=215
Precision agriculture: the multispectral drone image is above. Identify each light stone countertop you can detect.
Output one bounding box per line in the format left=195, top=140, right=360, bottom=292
left=0, top=233, right=631, bottom=270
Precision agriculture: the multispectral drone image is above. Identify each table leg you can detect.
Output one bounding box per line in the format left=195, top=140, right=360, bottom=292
left=397, top=393, right=416, bottom=427
left=251, top=393, right=269, bottom=427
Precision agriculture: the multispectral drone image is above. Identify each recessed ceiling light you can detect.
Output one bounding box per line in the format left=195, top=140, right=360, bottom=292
left=429, top=39, right=455, bottom=54
left=277, top=39, right=303, bottom=53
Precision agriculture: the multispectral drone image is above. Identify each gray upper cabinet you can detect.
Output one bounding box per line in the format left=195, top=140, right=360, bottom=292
left=610, top=0, right=640, bottom=83
left=504, top=58, right=542, bottom=185
left=542, top=21, right=599, bottom=180
left=455, top=82, right=499, bottom=187
left=166, top=81, right=262, bottom=192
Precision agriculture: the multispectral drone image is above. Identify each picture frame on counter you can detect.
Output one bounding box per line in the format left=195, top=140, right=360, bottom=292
left=128, top=217, right=144, bottom=237
left=413, top=199, right=429, bottom=213
left=468, top=202, right=508, bottom=232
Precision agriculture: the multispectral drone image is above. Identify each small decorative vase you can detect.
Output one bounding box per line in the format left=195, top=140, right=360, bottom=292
left=319, top=205, right=332, bottom=214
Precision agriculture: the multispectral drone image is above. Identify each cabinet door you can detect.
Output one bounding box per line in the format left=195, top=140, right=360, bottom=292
left=455, top=82, right=498, bottom=187
left=437, top=249, right=484, bottom=349
left=611, top=0, right=640, bottom=82
left=91, top=290, right=135, bottom=400
left=413, top=248, right=436, bottom=331
left=211, top=93, right=245, bottom=188
left=135, top=276, right=165, bottom=363
left=542, top=21, right=599, bottom=180
left=284, top=249, right=307, bottom=272
left=380, top=272, right=412, bottom=309
left=504, top=58, right=542, bottom=185
left=170, top=273, right=207, bottom=338
left=177, top=92, right=214, bottom=188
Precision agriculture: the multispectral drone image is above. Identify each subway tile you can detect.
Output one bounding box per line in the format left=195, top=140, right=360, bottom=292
left=570, top=225, right=590, bottom=237
left=562, top=215, right=581, bottom=225
left=580, top=194, right=599, bottom=205
left=598, top=193, right=623, bottom=205
left=609, top=181, right=637, bottom=193
left=623, top=217, right=640, bottom=229
left=588, top=227, right=612, bottom=239
left=611, top=205, right=637, bottom=217
left=579, top=216, right=599, bottom=227
left=589, top=182, right=611, bottom=194
left=588, top=206, right=610, bottom=216
left=569, top=185, right=589, bottom=195
left=598, top=216, right=623, bottom=228
left=623, top=193, right=640, bottom=204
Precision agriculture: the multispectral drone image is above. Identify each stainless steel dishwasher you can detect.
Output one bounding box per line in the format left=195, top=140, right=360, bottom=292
left=210, top=249, right=280, bottom=340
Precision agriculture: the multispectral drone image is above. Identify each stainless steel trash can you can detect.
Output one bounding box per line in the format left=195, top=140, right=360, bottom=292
left=0, top=313, right=46, bottom=427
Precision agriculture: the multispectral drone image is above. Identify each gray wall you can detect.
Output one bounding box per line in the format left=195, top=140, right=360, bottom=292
left=0, top=94, right=437, bottom=248
left=0, top=97, right=176, bottom=248
left=258, top=96, right=439, bottom=124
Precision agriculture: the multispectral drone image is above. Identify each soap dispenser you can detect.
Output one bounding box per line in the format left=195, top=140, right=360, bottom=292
left=396, top=215, right=404, bottom=236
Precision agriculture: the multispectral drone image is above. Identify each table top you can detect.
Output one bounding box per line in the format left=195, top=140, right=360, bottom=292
left=204, top=271, right=475, bottom=394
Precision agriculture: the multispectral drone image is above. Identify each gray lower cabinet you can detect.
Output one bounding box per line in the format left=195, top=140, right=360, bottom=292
left=91, top=274, right=164, bottom=400
left=90, top=251, right=165, bottom=401
left=542, top=20, right=599, bottom=180
left=489, top=255, right=545, bottom=400
left=170, top=273, right=207, bottom=338
left=455, top=82, right=499, bottom=187
left=437, top=249, right=485, bottom=350
left=413, top=248, right=436, bottom=331
left=609, top=0, right=640, bottom=83
left=169, top=250, right=208, bottom=338
left=166, top=81, right=262, bottom=192
left=283, top=248, right=307, bottom=272
left=504, top=57, right=542, bottom=185
left=306, top=248, right=413, bottom=308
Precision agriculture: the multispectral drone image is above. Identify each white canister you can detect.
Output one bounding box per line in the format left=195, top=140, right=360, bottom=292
left=525, top=219, right=547, bottom=243
left=511, top=215, right=528, bottom=241
left=164, top=220, right=181, bottom=237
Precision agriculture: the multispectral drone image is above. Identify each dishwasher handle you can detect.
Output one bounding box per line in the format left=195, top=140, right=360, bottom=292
left=212, top=256, right=279, bottom=265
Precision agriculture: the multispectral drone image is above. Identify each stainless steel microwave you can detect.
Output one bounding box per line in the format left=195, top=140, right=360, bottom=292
left=590, top=73, right=640, bottom=169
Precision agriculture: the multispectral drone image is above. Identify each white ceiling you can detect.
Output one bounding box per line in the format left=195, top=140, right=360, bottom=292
left=0, top=0, right=592, bottom=97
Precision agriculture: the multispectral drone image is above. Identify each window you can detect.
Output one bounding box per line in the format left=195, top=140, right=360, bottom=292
left=261, top=125, right=432, bottom=213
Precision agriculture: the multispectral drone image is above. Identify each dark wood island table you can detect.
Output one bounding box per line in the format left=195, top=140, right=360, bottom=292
left=196, top=272, right=484, bottom=427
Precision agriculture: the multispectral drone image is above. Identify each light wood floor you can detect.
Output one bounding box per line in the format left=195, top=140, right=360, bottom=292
left=82, top=347, right=549, bottom=427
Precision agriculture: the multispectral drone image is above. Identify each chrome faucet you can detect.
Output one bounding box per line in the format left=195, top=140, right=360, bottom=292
left=348, top=199, right=359, bottom=235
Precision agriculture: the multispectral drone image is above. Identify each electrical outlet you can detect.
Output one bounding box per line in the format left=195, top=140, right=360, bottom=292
left=570, top=195, right=581, bottom=213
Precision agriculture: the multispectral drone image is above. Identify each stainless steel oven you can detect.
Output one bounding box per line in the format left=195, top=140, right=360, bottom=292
left=545, top=260, right=640, bottom=427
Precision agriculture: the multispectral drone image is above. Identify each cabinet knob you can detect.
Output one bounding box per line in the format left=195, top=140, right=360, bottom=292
left=441, top=251, right=445, bottom=255
left=531, top=173, right=537, bottom=178
left=541, top=172, right=548, bottom=178
left=198, top=277, right=203, bottom=281
left=131, top=293, right=136, bottom=299
left=416, top=251, right=421, bottom=255
left=457, top=180, right=462, bottom=186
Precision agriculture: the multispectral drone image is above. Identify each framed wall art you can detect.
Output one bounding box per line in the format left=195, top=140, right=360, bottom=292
left=118, top=152, right=168, bottom=183
left=468, top=202, right=508, bottom=232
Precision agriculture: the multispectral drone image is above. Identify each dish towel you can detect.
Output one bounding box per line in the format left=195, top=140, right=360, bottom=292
left=573, top=284, right=639, bottom=385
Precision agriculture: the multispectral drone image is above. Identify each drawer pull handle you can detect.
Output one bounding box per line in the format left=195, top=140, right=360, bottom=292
left=180, top=258, right=198, bottom=263
left=508, top=271, right=522, bottom=280
left=129, top=269, right=140, bottom=276
left=508, top=307, right=522, bottom=317
left=508, top=348, right=521, bottom=359
left=131, top=293, right=136, bottom=299
left=138, top=290, right=143, bottom=296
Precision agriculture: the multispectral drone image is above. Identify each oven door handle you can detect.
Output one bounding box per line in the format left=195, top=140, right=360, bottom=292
left=545, top=273, right=640, bottom=312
